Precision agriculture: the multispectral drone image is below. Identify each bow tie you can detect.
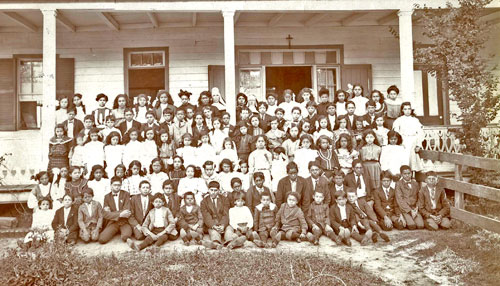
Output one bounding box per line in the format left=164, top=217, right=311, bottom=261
left=68, top=120, right=74, bottom=123
left=262, top=206, right=270, bottom=211
left=112, top=193, right=118, bottom=197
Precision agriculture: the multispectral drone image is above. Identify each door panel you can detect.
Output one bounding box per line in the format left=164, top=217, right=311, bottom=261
left=341, top=64, right=372, bottom=93
left=414, top=66, right=444, bottom=125
left=265, top=66, right=312, bottom=103
left=0, top=59, right=15, bottom=131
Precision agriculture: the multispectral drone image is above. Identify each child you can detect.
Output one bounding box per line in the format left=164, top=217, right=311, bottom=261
left=370, top=90, right=386, bottom=118
left=330, top=170, right=347, bottom=205
left=235, top=93, right=248, bottom=122
left=51, top=167, right=69, bottom=210
left=221, top=112, right=236, bottom=137
left=178, top=89, right=195, bottom=113
left=325, top=103, right=337, bottom=131
left=228, top=191, right=253, bottom=245
left=100, top=115, right=121, bottom=142
left=157, top=129, right=175, bottom=168
left=127, top=193, right=178, bottom=250
left=178, top=191, right=204, bottom=245
left=270, top=147, right=288, bottom=193
left=72, top=93, right=86, bottom=122
left=246, top=172, right=275, bottom=214
left=313, top=116, right=334, bottom=143
left=148, top=158, right=169, bottom=195
left=159, top=108, right=174, bottom=129
left=123, top=160, right=146, bottom=196
left=279, top=89, right=300, bottom=121
left=178, top=165, right=208, bottom=205
left=298, top=87, right=315, bottom=117
left=92, top=93, right=112, bottom=129
left=384, top=85, right=402, bottom=129
left=114, top=164, right=127, bottom=181
left=62, top=107, right=84, bottom=140
left=373, top=115, right=389, bottom=146
left=87, top=165, right=110, bottom=207
left=218, top=159, right=239, bottom=194
left=218, top=137, right=239, bottom=171
left=48, top=124, right=72, bottom=172
left=141, top=110, right=160, bottom=138
left=272, top=192, right=308, bottom=247
left=257, top=102, right=272, bottom=132
left=118, top=108, right=142, bottom=142
left=380, top=131, right=408, bottom=179
left=373, top=171, right=404, bottom=231
left=201, top=161, right=220, bottom=186
left=335, top=133, right=359, bottom=175
left=275, top=108, right=287, bottom=131
left=418, top=171, right=451, bottom=230
left=265, top=116, right=286, bottom=149
left=282, top=125, right=300, bottom=160
left=128, top=180, right=154, bottom=240
left=210, top=118, right=226, bottom=154
left=306, top=191, right=341, bottom=245
left=19, top=197, right=55, bottom=249
left=52, top=193, right=79, bottom=245
left=55, top=96, right=69, bottom=125
left=265, top=93, right=278, bottom=116
left=361, top=100, right=377, bottom=128
left=176, top=133, right=197, bottom=167
left=112, top=94, right=129, bottom=126
left=360, top=130, right=382, bottom=189
left=167, top=156, right=186, bottom=191
left=202, top=106, right=215, bottom=130
left=304, top=101, right=319, bottom=126
left=28, top=172, right=53, bottom=213
left=240, top=107, right=251, bottom=123
left=133, top=94, right=151, bottom=124
left=196, top=131, right=217, bottom=168
left=141, top=127, right=159, bottom=170
left=395, top=165, right=424, bottom=230
left=171, top=109, right=191, bottom=148
left=99, top=176, right=132, bottom=244
left=65, top=166, right=88, bottom=206
left=104, top=131, right=124, bottom=177
left=351, top=84, right=368, bottom=116
left=329, top=190, right=366, bottom=246
left=345, top=159, right=374, bottom=208
left=252, top=191, right=278, bottom=248
left=345, top=101, right=357, bottom=130
left=154, top=90, right=176, bottom=122
left=236, top=161, right=251, bottom=192
left=352, top=118, right=365, bottom=149
left=162, top=179, right=182, bottom=219
left=316, top=88, right=330, bottom=116
left=298, top=120, right=313, bottom=137
left=78, top=188, right=103, bottom=242
left=315, top=135, right=340, bottom=172
left=249, top=115, right=264, bottom=136
left=122, top=128, right=142, bottom=168
left=293, top=134, right=318, bottom=178
left=192, top=112, right=209, bottom=143
left=234, top=121, right=252, bottom=162
left=333, top=116, right=354, bottom=145
left=200, top=181, right=231, bottom=249
left=248, top=135, right=273, bottom=190
left=70, top=133, right=86, bottom=169
left=286, top=106, right=303, bottom=132
left=334, top=90, right=348, bottom=116
left=82, top=128, right=105, bottom=174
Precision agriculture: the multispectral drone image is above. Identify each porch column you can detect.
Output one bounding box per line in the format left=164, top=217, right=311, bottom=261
left=41, top=9, right=57, bottom=170
left=222, top=10, right=236, bottom=124
left=398, top=10, right=415, bottom=103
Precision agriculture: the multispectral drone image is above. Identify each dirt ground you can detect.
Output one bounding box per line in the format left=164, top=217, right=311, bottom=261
left=2, top=228, right=485, bottom=286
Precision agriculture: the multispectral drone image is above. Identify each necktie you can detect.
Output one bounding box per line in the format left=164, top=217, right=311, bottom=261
left=356, top=175, right=361, bottom=189
left=384, top=188, right=389, bottom=200
left=213, top=198, right=217, bottom=211
left=113, top=193, right=118, bottom=197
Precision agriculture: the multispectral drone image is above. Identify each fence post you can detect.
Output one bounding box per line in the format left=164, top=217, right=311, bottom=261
left=454, top=164, right=464, bottom=209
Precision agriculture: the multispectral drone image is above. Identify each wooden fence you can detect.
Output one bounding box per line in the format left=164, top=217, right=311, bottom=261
left=420, top=150, right=500, bottom=233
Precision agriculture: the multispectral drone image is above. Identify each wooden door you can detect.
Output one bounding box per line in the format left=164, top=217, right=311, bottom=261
left=341, top=64, right=372, bottom=93
left=0, top=59, right=15, bottom=131
left=414, top=66, right=444, bottom=125
left=208, top=65, right=225, bottom=101
left=56, top=58, right=75, bottom=101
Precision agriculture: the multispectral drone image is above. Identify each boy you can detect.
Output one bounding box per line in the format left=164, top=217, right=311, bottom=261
left=62, top=107, right=84, bottom=140
left=345, top=160, right=374, bottom=207
left=303, top=161, right=331, bottom=212
left=118, top=108, right=142, bottom=141
left=92, top=93, right=112, bottom=129
left=418, top=171, right=451, bottom=230
left=78, top=188, right=103, bottom=242
left=184, top=106, right=195, bottom=127
left=221, top=112, right=236, bottom=137
left=79, top=115, right=95, bottom=142
left=200, top=181, right=231, bottom=249
left=228, top=191, right=252, bottom=248
left=326, top=103, right=338, bottom=131
left=316, top=88, right=330, bottom=116
left=127, top=193, right=178, bottom=250
left=329, top=190, right=367, bottom=246
left=234, top=121, right=252, bottom=161
left=246, top=172, right=274, bottom=214
left=141, top=110, right=160, bottom=137
left=265, top=117, right=286, bottom=151
left=304, top=101, right=319, bottom=126
left=347, top=189, right=390, bottom=243
left=275, top=162, right=308, bottom=209
left=272, top=192, right=308, bottom=247
left=395, top=165, right=424, bottom=230
left=202, top=160, right=220, bottom=186
left=373, top=171, right=404, bottom=230
left=128, top=180, right=154, bottom=240
left=171, top=109, right=191, bottom=147
left=100, top=115, right=121, bottom=141
left=306, top=191, right=341, bottom=245
left=345, top=101, right=358, bottom=130
left=162, top=179, right=181, bottom=219
left=266, top=93, right=278, bottom=116
left=52, top=194, right=79, bottom=245
left=240, top=107, right=251, bottom=122
left=257, top=101, right=272, bottom=132
left=178, top=191, right=204, bottom=245
left=252, top=191, right=278, bottom=248
left=275, top=108, right=287, bottom=131
left=361, top=100, right=377, bottom=128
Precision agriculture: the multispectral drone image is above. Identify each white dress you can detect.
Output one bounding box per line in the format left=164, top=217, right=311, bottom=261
left=71, top=145, right=86, bottom=167
left=293, top=148, right=318, bottom=178
left=218, top=172, right=239, bottom=194
left=351, top=96, right=369, bottom=116
left=209, top=129, right=226, bottom=154
left=196, top=144, right=217, bottom=168
left=380, top=145, right=409, bottom=176
left=55, top=109, right=68, bottom=125
left=278, top=101, right=300, bottom=121
left=104, top=145, right=124, bottom=176
left=83, top=141, right=105, bottom=171
left=51, top=179, right=66, bottom=210
left=271, top=157, right=288, bottom=193
left=27, top=184, right=51, bottom=211
left=248, top=148, right=273, bottom=189
left=123, top=174, right=146, bottom=196
left=88, top=178, right=110, bottom=207
left=24, top=209, right=55, bottom=243
left=177, top=146, right=197, bottom=167
left=336, top=102, right=347, bottom=116
left=217, top=149, right=239, bottom=170
left=392, top=115, right=424, bottom=172
left=148, top=172, right=169, bottom=195
left=134, top=106, right=149, bottom=124
left=141, top=140, right=159, bottom=171
left=123, top=140, right=142, bottom=168
left=75, top=106, right=86, bottom=122
left=177, top=177, right=208, bottom=204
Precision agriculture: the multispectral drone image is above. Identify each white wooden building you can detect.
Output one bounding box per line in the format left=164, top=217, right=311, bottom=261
left=0, top=0, right=499, bottom=197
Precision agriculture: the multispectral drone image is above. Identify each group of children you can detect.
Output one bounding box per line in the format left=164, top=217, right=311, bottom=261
left=21, top=84, right=451, bottom=250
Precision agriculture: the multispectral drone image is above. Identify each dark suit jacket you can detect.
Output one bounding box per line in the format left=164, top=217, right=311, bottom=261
left=345, top=114, right=360, bottom=130
left=345, top=171, right=373, bottom=201
left=61, top=119, right=84, bottom=139
left=164, top=193, right=182, bottom=218
left=349, top=199, right=378, bottom=222
left=329, top=183, right=347, bottom=207
left=246, top=185, right=274, bottom=215
left=303, top=176, right=331, bottom=211
left=275, top=176, right=308, bottom=210
left=103, top=190, right=131, bottom=226
left=222, top=124, right=237, bottom=138
left=200, top=195, right=229, bottom=229
left=360, top=113, right=377, bottom=128
left=373, top=187, right=400, bottom=218
left=128, top=194, right=154, bottom=228
left=418, top=186, right=450, bottom=218
left=258, top=113, right=273, bottom=132
left=395, top=179, right=420, bottom=214
left=329, top=203, right=357, bottom=229
left=192, top=125, right=210, bottom=143
left=118, top=120, right=142, bottom=139
left=52, top=205, right=79, bottom=233
left=154, top=104, right=176, bottom=121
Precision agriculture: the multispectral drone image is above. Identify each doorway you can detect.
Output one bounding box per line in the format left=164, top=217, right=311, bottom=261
left=128, top=68, right=165, bottom=103
left=266, top=66, right=312, bottom=102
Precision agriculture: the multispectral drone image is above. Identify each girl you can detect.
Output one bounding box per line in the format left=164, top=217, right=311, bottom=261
left=70, top=134, right=86, bottom=169
left=313, top=116, right=335, bottom=143
left=197, top=90, right=219, bottom=118
left=112, top=93, right=130, bottom=126
left=104, top=131, right=124, bottom=177
left=370, top=90, right=387, bottom=118
left=133, top=94, right=151, bottom=124
left=334, top=90, right=348, bottom=116
left=335, top=133, right=359, bottom=175
left=28, top=171, right=52, bottom=212
left=392, top=102, right=424, bottom=174
left=281, top=125, right=300, bottom=160
left=351, top=84, right=368, bottom=116
left=352, top=118, right=365, bottom=149
left=192, top=112, right=209, bottom=143
left=176, top=133, right=197, bottom=167
left=380, top=130, right=408, bottom=179
left=218, top=159, right=240, bottom=194
left=385, top=85, right=402, bottom=129
left=334, top=115, right=355, bottom=147
left=51, top=167, right=68, bottom=210
left=55, top=97, right=69, bottom=125
left=266, top=93, right=278, bottom=116
left=294, top=134, right=318, bottom=178
left=178, top=191, right=204, bottom=245
left=177, top=165, right=208, bottom=205
left=157, top=129, right=175, bottom=168
left=373, top=115, right=390, bottom=146
left=209, top=117, right=226, bottom=154
left=218, top=137, right=239, bottom=171
left=141, top=127, right=159, bottom=171
left=235, top=93, right=248, bottom=122
left=154, top=90, right=176, bottom=122
left=52, top=194, right=79, bottom=245
left=249, top=115, right=264, bottom=136
left=92, top=93, right=112, bottom=129
left=83, top=127, right=105, bottom=176
left=123, top=160, right=146, bottom=196
left=265, top=117, right=286, bottom=150
left=114, top=164, right=127, bottom=180
left=196, top=131, right=217, bottom=168
left=65, top=166, right=88, bottom=206
left=248, top=135, right=273, bottom=189
left=48, top=124, right=72, bottom=173
left=316, top=135, right=341, bottom=172
left=167, top=155, right=186, bottom=191
left=19, top=197, right=55, bottom=249
left=228, top=191, right=253, bottom=248
left=148, top=158, right=169, bottom=195
left=72, top=93, right=86, bottom=122
left=360, top=130, right=382, bottom=189
left=122, top=128, right=142, bottom=168
left=298, top=88, right=315, bottom=117
left=271, top=147, right=288, bottom=193
left=298, top=120, right=313, bottom=137
left=236, top=161, right=251, bottom=192
left=87, top=165, right=110, bottom=207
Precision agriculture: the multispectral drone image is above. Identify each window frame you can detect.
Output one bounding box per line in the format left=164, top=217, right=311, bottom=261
left=123, top=47, right=169, bottom=97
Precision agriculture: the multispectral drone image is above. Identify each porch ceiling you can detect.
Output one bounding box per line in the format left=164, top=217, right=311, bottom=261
left=0, top=9, right=499, bottom=33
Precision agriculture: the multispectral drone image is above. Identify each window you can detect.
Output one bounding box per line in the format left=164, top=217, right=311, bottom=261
left=239, top=68, right=264, bottom=101
left=316, top=66, right=339, bottom=101
left=18, top=59, right=43, bottom=129
left=129, top=51, right=165, bottom=68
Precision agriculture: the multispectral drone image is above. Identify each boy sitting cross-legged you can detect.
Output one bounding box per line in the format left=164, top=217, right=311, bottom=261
left=418, top=171, right=451, bottom=231
left=373, top=171, right=404, bottom=231
left=252, top=190, right=278, bottom=248
left=306, top=191, right=342, bottom=245
left=329, top=190, right=367, bottom=246
left=178, top=191, right=204, bottom=246
left=227, top=191, right=252, bottom=248
left=271, top=192, right=308, bottom=248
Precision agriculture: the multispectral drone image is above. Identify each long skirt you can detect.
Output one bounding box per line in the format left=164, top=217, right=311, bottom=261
left=362, top=161, right=381, bottom=190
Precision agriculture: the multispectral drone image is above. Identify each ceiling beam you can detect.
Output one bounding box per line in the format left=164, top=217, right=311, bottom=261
left=340, top=12, right=368, bottom=26
left=481, top=8, right=500, bottom=18
left=192, top=12, right=197, bottom=27
left=377, top=11, right=398, bottom=25
left=234, top=12, right=241, bottom=24
left=303, top=13, right=328, bottom=26
left=146, top=12, right=158, bottom=28
left=268, top=13, right=284, bottom=26
left=2, top=11, right=38, bottom=32
left=98, top=12, right=119, bottom=31
left=56, top=10, right=75, bottom=32
left=486, top=17, right=500, bottom=26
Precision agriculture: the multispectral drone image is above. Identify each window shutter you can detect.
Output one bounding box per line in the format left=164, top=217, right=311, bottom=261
left=0, top=59, right=15, bottom=131
left=208, top=65, right=226, bottom=102
left=56, top=58, right=74, bottom=100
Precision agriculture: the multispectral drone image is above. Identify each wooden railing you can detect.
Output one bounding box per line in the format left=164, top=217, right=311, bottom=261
left=420, top=150, right=500, bottom=233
